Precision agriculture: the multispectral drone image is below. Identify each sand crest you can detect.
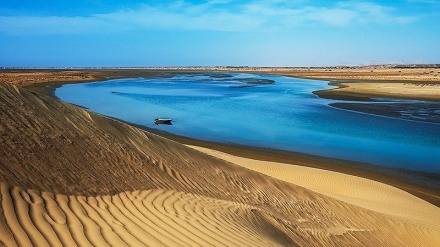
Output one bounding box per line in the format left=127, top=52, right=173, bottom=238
left=1, top=82, right=440, bottom=246
left=189, top=146, right=440, bottom=230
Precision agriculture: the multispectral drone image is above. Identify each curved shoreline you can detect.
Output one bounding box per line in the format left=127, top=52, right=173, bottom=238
left=3, top=69, right=440, bottom=247
left=313, top=80, right=440, bottom=102
left=4, top=67, right=440, bottom=100
left=189, top=145, right=440, bottom=230
left=147, top=129, right=440, bottom=207
left=14, top=71, right=439, bottom=207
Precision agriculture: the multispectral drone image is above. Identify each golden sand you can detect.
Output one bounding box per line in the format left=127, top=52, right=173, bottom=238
left=3, top=67, right=440, bottom=101
left=1, top=68, right=440, bottom=246
left=323, top=81, right=440, bottom=101
left=189, top=146, right=440, bottom=230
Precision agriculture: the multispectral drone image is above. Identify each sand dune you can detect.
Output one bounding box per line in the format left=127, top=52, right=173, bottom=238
left=0, top=184, right=287, bottom=247
left=1, top=82, right=440, bottom=246
left=0, top=71, right=102, bottom=86
left=189, top=146, right=440, bottom=230
left=2, top=182, right=440, bottom=247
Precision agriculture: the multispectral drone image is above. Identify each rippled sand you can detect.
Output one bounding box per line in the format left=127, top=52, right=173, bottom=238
left=1, top=72, right=440, bottom=246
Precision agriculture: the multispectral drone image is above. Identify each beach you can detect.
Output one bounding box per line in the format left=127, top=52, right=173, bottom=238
left=1, top=68, right=440, bottom=246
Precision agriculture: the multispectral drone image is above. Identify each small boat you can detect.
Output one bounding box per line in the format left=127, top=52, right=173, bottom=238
left=154, top=118, right=172, bottom=125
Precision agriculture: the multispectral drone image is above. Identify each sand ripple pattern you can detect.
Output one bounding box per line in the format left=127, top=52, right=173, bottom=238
left=0, top=184, right=288, bottom=247
left=2, top=83, right=440, bottom=246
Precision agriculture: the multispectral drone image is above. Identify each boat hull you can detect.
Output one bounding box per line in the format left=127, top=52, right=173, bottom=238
left=154, top=118, right=172, bottom=125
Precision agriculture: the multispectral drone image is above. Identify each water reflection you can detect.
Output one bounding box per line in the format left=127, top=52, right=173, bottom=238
left=56, top=73, right=440, bottom=172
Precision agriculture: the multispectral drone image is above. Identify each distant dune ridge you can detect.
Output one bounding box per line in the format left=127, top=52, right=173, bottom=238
left=1, top=82, right=440, bottom=246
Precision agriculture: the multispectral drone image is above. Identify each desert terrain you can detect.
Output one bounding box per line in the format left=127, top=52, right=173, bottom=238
left=3, top=66, right=440, bottom=101
left=232, top=66, right=440, bottom=101
left=1, top=67, right=440, bottom=246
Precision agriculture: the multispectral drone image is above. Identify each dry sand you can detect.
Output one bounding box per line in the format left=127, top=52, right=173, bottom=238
left=0, top=70, right=103, bottom=86
left=1, top=68, right=440, bottom=246
left=0, top=184, right=291, bottom=247
left=3, top=67, right=440, bottom=101
left=189, top=146, right=440, bottom=230
left=318, top=81, right=440, bottom=101
left=231, top=66, right=440, bottom=101
left=264, top=67, right=440, bottom=82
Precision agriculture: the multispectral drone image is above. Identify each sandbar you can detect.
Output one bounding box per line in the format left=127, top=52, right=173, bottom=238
left=1, top=67, right=440, bottom=246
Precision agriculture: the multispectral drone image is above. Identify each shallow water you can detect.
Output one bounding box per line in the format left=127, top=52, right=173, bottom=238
left=56, top=73, right=440, bottom=173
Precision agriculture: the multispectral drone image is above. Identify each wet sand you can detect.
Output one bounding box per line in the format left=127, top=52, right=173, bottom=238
left=314, top=81, right=440, bottom=102
left=1, top=68, right=440, bottom=246
left=4, top=66, right=440, bottom=101
left=9, top=68, right=440, bottom=206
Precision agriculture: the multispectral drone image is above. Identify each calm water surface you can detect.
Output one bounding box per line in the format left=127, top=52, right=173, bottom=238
left=56, top=73, right=440, bottom=173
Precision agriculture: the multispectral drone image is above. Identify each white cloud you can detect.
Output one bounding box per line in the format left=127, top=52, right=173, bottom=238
left=0, top=1, right=418, bottom=35
left=405, top=0, right=439, bottom=4
left=0, top=15, right=113, bottom=34
left=244, top=1, right=414, bottom=26
left=96, top=4, right=263, bottom=31
left=305, top=8, right=358, bottom=25
left=337, top=1, right=416, bottom=24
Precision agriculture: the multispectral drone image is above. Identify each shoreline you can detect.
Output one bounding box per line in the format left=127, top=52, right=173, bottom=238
left=18, top=73, right=440, bottom=207
left=144, top=129, right=440, bottom=207
left=189, top=145, right=440, bottom=230
left=4, top=67, right=440, bottom=102
left=313, top=80, right=440, bottom=102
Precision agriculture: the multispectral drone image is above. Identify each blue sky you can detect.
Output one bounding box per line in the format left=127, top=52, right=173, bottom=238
left=1, top=0, right=439, bottom=67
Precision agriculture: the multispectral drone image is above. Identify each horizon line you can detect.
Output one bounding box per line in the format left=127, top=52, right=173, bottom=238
left=2, top=64, right=440, bottom=70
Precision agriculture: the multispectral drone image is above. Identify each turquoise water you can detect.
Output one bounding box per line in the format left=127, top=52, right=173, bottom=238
left=56, top=73, right=440, bottom=173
